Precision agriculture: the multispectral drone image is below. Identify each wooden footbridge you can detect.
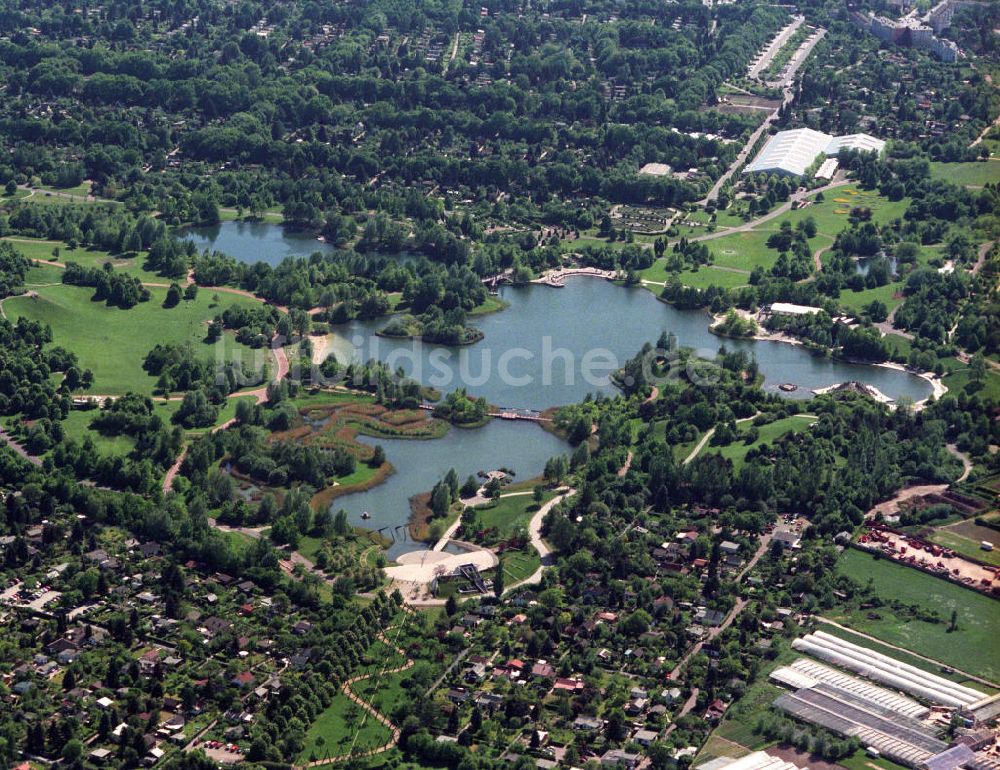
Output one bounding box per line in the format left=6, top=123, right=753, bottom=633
left=417, top=404, right=551, bottom=423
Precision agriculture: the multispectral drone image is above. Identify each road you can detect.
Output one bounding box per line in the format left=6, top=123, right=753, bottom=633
left=667, top=531, right=773, bottom=682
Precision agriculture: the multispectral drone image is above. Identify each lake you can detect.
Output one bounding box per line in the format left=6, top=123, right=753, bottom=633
left=181, top=221, right=335, bottom=267
left=183, top=223, right=932, bottom=549
left=345, top=424, right=567, bottom=558
left=334, top=279, right=931, bottom=407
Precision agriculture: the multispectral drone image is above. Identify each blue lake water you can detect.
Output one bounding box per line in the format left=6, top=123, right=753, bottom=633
left=180, top=222, right=932, bottom=549
left=181, top=221, right=335, bottom=267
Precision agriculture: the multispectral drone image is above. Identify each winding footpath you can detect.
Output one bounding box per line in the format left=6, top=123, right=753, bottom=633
left=300, top=618, right=415, bottom=768
left=161, top=344, right=286, bottom=495
left=0, top=427, right=42, bottom=466
left=504, top=486, right=576, bottom=592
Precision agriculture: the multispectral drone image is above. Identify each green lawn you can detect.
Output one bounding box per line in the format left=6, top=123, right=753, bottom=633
left=57, top=397, right=239, bottom=456
left=928, top=159, right=1000, bottom=187
left=776, top=190, right=910, bottom=235
left=469, top=294, right=510, bottom=316
left=706, top=230, right=783, bottom=271
left=2, top=237, right=168, bottom=284
left=832, top=548, right=1000, bottom=681
left=945, top=365, right=1000, bottom=402
left=839, top=749, right=911, bottom=770
left=472, top=492, right=550, bottom=539
left=298, top=690, right=391, bottom=764
left=678, top=267, right=751, bottom=290
left=501, top=548, right=541, bottom=584
left=183, top=396, right=256, bottom=435
left=836, top=282, right=904, bottom=315
left=23, top=262, right=66, bottom=286
left=57, top=409, right=136, bottom=456
left=709, top=414, right=817, bottom=468
left=4, top=283, right=261, bottom=395
left=818, top=622, right=995, bottom=693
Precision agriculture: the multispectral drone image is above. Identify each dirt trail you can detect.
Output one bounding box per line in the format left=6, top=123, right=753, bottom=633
left=299, top=617, right=415, bottom=767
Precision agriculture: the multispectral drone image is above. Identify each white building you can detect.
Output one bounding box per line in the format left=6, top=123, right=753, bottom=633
left=744, top=128, right=886, bottom=177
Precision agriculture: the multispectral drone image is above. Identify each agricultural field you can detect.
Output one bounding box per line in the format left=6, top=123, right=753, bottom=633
left=831, top=548, right=1000, bottom=681
left=928, top=517, right=1000, bottom=568
left=3, top=282, right=262, bottom=395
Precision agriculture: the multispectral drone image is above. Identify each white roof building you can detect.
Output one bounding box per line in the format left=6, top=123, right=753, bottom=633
left=825, top=133, right=886, bottom=155
left=744, top=128, right=885, bottom=177
left=770, top=302, right=822, bottom=316
left=639, top=162, right=672, bottom=176
left=697, top=751, right=809, bottom=770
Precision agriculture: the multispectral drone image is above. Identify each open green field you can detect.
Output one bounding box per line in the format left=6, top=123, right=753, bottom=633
left=776, top=190, right=910, bottom=234
left=56, top=410, right=136, bottom=456
left=640, top=262, right=750, bottom=290
left=640, top=187, right=912, bottom=294
left=836, top=282, right=904, bottom=315
left=501, top=547, right=541, bottom=584
left=706, top=230, right=785, bottom=271
left=943, top=364, right=1000, bottom=403
left=55, top=396, right=249, bottom=457
left=3, top=236, right=167, bottom=283
left=928, top=159, right=1000, bottom=187
left=4, top=283, right=261, bottom=395
left=473, top=492, right=551, bottom=539
left=832, top=548, right=1000, bottom=681
left=711, top=414, right=817, bottom=468
left=23, top=262, right=66, bottom=287
left=818, top=622, right=996, bottom=693
left=839, top=749, right=911, bottom=770
left=297, top=689, right=391, bottom=764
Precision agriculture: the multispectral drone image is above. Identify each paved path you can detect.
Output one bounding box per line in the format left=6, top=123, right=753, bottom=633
left=0, top=427, right=42, bottom=466
left=504, top=487, right=576, bottom=592
left=683, top=429, right=715, bottom=466
left=667, top=531, right=772, bottom=682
